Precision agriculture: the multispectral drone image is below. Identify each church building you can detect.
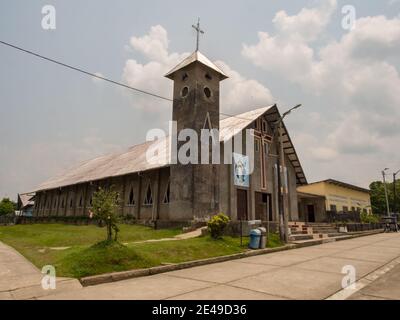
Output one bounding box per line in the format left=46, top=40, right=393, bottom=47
left=32, top=49, right=307, bottom=224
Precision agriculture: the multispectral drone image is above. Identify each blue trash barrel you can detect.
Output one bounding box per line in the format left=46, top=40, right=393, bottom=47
left=249, top=229, right=261, bottom=249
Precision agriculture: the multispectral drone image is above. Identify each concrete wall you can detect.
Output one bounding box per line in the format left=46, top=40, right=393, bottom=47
left=220, top=116, right=299, bottom=223
left=298, top=182, right=371, bottom=213
left=34, top=167, right=171, bottom=221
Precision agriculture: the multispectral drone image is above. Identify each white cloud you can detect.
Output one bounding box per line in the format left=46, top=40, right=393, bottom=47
left=273, top=0, right=337, bottom=42
left=242, top=0, right=337, bottom=80
left=242, top=2, right=400, bottom=185
left=216, top=61, right=274, bottom=114
left=122, top=25, right=274, bottom=114
left=244, top=5, right=400, bottom=147
left=242, top=32, right=315, bottom=80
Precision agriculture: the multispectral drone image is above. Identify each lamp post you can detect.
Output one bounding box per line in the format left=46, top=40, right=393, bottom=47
left=382, top=168, right=390, bottom=216
left=273, top=104, right=302, bottom=243
left=393, top=169, right=400, bottom=214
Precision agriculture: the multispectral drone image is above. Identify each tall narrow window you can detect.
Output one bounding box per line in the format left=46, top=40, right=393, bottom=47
left=163, top=182, right=170, bottom=204
left=203, top=112, right=212, bottom=130
left=128, top=187, right=135, bottom=206
left=70, top=199, right=73, bottom=208
left=143, top=183, right=153, bottom=206
left=262, top=120, right=268, bottom=132
left=79, top=195, right=83, bottom=207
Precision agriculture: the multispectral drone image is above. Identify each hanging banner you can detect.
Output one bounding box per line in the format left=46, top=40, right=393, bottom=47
left=233, top=153, right=250, bottom=188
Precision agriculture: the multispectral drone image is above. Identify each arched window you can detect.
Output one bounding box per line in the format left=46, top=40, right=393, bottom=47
left=128, top=187, right=135, bottom=206
left=143, top=183, right=153, bottom=206
left=163, top=181, right=170, bottom=204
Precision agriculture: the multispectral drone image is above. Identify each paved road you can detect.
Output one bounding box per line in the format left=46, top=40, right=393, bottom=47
left=34, top=232, right=400, bottom=300
left=349, top=262, right=400, bottom=300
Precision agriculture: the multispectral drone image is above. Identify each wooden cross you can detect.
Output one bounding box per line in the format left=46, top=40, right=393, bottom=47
left=192, top=18, right=204, bottom=51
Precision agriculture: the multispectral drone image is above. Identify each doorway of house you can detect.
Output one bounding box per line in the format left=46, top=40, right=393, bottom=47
left=255, top=192, right=273, bottom=221
left=307, top=204, right=316, bottom=222
left=237, top=189, right=248, bottom=220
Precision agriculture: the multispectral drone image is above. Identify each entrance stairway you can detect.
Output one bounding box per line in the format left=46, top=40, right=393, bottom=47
left=288, top=222, right=343, bottom=242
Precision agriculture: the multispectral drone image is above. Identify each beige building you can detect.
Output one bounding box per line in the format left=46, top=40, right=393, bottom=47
left=297, top=179, right=371, bottom=223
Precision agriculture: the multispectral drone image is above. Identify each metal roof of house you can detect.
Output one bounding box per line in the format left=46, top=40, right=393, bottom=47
left=34, top=105, right=307, bottom=192
left=297, top=191, right=326, bottom=199
left=165, top=51, right=228, bottom=80
left=304, top=179, right=370, bottom=194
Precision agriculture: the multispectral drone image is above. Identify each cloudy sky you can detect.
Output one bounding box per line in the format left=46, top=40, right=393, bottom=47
left=1, top=0, right=400, bottom=199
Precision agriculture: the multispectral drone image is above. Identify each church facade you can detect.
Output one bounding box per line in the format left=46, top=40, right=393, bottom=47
left=32, top=51, right=307, bottom=224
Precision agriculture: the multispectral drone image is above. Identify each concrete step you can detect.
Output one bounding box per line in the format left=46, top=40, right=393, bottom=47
left=313, top=228, right=339, bottom=233
left=327, top=233, right=345, bottom=237
left=290, top=230, right=309, bottom=235
left=289, top=234, right=314, bottom=241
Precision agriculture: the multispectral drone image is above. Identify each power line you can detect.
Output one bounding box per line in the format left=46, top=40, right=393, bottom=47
left=0, top=39, right=256, bottom=121
left=0, top=40, right=172, bottom=102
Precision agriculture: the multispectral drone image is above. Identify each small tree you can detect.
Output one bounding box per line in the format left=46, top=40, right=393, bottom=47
left=0, top=198, right=16, bottom=216
left=91, top=187, right=120, bottom=242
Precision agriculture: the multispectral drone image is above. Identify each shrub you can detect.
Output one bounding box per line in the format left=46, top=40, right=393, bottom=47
left=360, top=212, right=380, bottom=224
left=207, top=213, right=230, bottom=239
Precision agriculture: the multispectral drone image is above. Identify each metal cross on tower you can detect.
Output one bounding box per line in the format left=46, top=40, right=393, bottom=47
left=192, top=18, right=204, bottom=51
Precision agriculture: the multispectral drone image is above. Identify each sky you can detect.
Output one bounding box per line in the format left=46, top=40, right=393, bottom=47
left=1, top=0, right=400, bottom=200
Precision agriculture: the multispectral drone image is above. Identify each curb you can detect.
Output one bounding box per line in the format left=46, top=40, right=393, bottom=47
left=80, top=229, right=384, bottom=287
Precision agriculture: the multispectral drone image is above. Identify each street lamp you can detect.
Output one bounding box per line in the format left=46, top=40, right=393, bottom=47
left=382, top=168, right=390, bottom=216
left=393, top=169, right=400, bottom=214
left=272, top=104, right=302, bottom=243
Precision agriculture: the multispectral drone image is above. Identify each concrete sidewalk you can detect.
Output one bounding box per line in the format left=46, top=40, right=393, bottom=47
left=36, top=232, right=400, bottom=300
left=0, top=242, right=81, bottom=300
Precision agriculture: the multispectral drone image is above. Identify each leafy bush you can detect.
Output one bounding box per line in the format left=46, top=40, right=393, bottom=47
left=360, top=212, right=380, bottom=224
left=207, top=213, right=230, bottom=239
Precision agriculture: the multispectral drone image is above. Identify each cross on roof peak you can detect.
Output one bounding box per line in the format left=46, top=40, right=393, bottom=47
left=192, top=18, right=204, bottom=52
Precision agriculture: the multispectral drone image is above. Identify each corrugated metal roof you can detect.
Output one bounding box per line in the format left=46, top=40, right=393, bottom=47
left=33, top=105, right=307, bottom=192
left=18, top=193, right=35, bottom=208
left=220, top=106, right=273, bottom=141
left=165, top=51, right=228, bottom=80
left=304, top=179, right=370, bottom=193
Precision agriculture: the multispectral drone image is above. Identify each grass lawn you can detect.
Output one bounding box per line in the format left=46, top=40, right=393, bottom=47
left=0, top=224, right=283, bottom=278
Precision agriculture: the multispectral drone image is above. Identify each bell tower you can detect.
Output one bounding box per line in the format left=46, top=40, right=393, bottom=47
left=165, top=50, right=228, bottom=220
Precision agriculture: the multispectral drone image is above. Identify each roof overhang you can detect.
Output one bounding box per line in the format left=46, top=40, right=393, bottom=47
left=165, top=51, right=228, bottom=80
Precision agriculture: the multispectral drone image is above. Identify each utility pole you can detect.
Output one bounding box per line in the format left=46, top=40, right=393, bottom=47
left=393, top=169, right=400, bottom=214
left=276, top=125, right=285, bottom=242
left=382, top=168, right=390, bottom=216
